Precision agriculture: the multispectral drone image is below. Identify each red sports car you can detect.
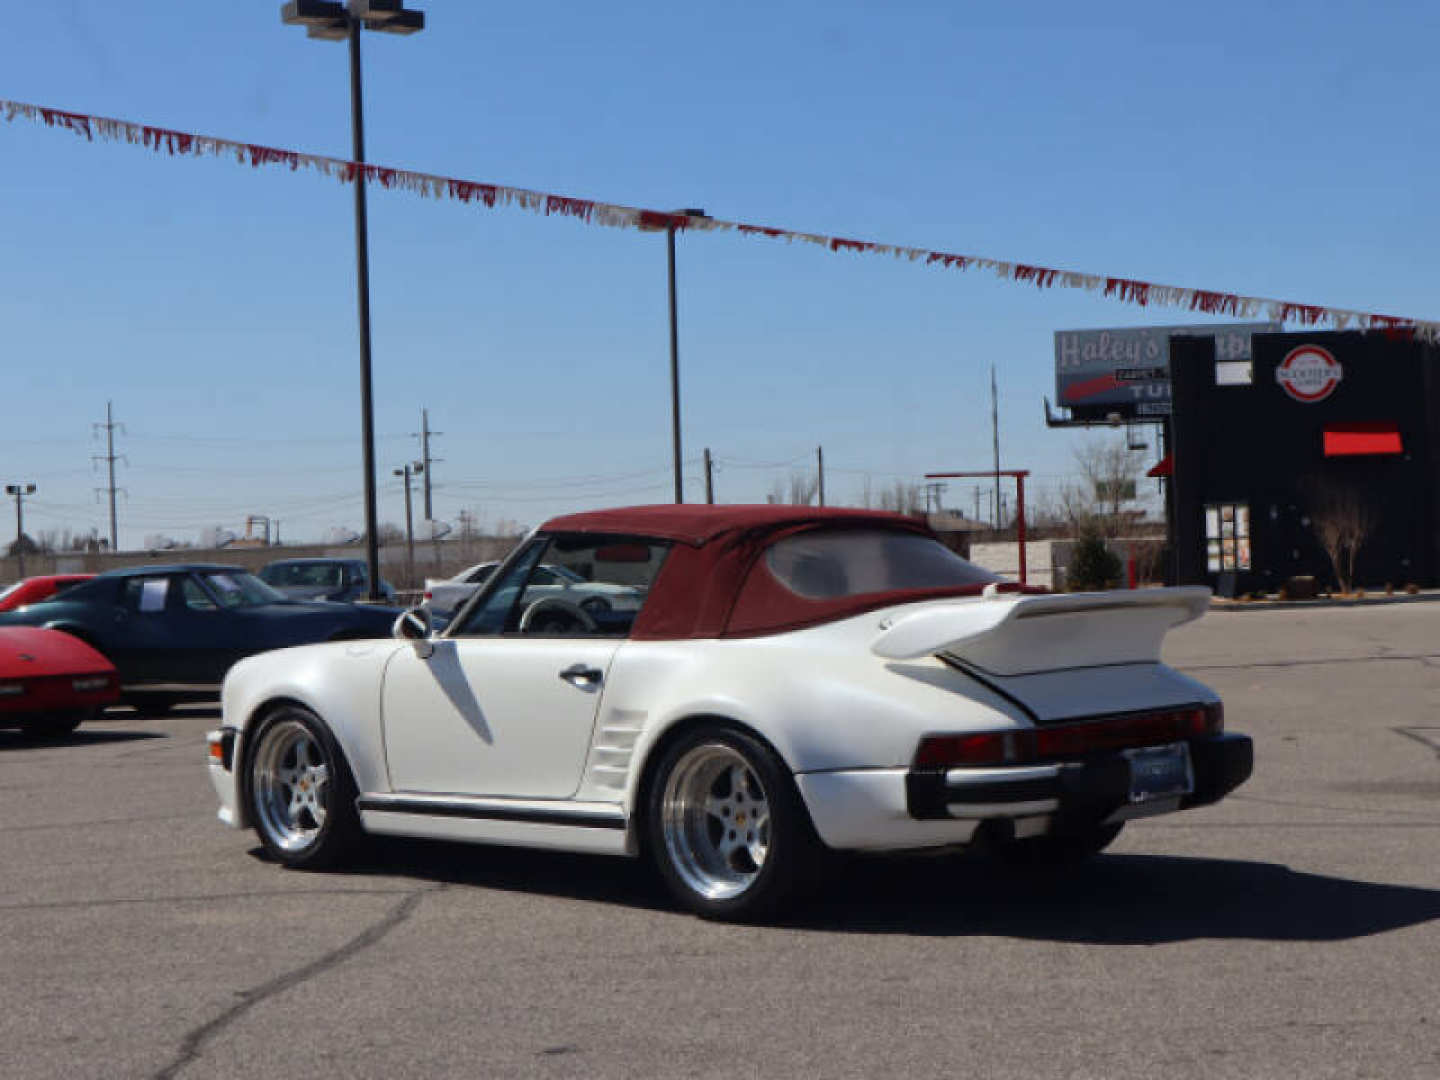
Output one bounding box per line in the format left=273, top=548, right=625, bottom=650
left=0, top=626, right=120, bottom=737
left=0, top=574, right=95, bottom=612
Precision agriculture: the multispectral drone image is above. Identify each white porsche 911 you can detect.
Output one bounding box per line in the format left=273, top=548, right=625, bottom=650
left=207, top=505, right=1252, bottom=920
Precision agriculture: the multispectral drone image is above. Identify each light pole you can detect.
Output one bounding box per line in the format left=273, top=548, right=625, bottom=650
left=663, top=208, right=707, bottom=503
left=281, top=0, right=424, bottom=599
left=6, top=483, right=35, bottom=578
left=394, top=462, right=423, bottom=587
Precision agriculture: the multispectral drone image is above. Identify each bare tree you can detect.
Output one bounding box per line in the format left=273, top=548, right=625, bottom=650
left=766, top=472, right=819, bottom=506
left=1058, top=435, right=1146, bottom=538
left=876, top=480, right=924, bottom=515
left=1305, top=480, right=1375, bottom=594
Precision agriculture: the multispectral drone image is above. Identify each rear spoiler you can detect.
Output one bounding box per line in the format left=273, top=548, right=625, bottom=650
left=870, top=586, right=1211, bottom=676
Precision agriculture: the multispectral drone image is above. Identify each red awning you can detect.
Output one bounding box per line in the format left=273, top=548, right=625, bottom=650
left=1146, top=454, right=1173, bottom=478
left=1323, top=422, right=1403, bottom=457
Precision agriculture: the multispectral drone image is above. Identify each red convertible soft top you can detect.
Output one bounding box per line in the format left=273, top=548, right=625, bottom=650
left=536, top=504, right=998, bottom=640
left=539, top=503, right=923, bottom=547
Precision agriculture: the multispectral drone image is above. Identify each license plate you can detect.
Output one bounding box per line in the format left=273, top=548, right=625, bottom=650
left=1124, top=742, right=1194, bottom=803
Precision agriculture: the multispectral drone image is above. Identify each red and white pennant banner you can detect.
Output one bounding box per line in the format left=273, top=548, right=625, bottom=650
left=5, top=98, right=1435, bottom=342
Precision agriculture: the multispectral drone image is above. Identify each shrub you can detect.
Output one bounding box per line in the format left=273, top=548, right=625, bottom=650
left=1067, top=531, right=1122, bottom=592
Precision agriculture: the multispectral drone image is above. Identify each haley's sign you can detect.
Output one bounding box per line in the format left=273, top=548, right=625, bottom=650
left=1055, top=322, right=1279, bottom=419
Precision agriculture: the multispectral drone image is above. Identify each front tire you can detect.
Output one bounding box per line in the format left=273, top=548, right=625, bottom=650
left=646, top=726, right=823, bottom=921
left=246, top=706, right=362, bottom=869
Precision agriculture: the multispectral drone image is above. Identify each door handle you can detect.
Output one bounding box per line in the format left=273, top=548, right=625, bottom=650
left=558, top=663, right=603, bottom=687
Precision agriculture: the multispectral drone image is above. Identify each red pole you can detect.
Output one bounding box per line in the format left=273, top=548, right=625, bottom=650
left=1015, top=473, right=1027, bottom=586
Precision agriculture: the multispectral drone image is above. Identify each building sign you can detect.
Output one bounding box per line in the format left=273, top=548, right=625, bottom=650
left=1275, top=344, right=1343, bottom=403
left=1054, top=322, right=1279, bottom=420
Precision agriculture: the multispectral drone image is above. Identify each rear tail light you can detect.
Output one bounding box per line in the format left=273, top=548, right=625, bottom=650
left=914, top=703, right=1222, bottom=769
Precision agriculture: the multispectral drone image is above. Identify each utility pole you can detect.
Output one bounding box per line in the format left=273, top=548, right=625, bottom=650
left=703, top=448, right=714, bottom=504
left=394, top=462, right=423, bottom=588
left=415, top=407, right=441, bottom=520
left=92, top=401, right=125, bottom=551
left=817, top=446, right=825, bottom=507
left=973, top=487, right=981, bottom=523
left=990, top=365, right=1001, bottom=528
left=6, top=483, right=35, bottom=577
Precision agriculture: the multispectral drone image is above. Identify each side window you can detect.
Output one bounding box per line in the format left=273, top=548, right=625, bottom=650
left=513, top=534, right=671, bottom=638
left=454, top=541, right=547, bottom=637
left=181, top=577, right=218, bottom=611
left=122, top=576, right=172, bottom=613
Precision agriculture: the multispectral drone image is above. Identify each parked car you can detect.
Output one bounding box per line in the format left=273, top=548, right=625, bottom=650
left=0, top=574, right=95, bottom=612
left=0, top=626, right=119, bottom=737
left=258, top=558, right=395, bottom=604
left=421, top=561, right=497, bottom=614
left=0, top=564, right=401, bottom=709
left=423, top=561, right=641, bottom=617
left=206, top=505, right=1252, bottom=921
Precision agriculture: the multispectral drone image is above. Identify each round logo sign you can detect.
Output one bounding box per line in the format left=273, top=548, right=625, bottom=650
left=1275, top=345, right=1342, bottom=403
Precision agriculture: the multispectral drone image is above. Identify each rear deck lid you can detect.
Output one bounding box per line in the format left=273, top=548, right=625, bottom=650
left=870, top=586, right=1210, bottom=676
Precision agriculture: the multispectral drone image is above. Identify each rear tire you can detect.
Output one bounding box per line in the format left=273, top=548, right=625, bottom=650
left=645, top=725, right=824, bottom=921
left=245, top=705, right=363, bottom=869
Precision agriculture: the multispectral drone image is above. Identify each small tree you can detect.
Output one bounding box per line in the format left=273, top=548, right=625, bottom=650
left=1066, top=527, right=1122, bottom=591
left=1306, top=480, right=1375, bottom=594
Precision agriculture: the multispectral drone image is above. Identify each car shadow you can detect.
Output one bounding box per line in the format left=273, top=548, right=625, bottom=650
left=261, top=838, right=1440, bottom=942
left=0, top=728, right=169, bottom=750
left=791, top=852, right=1440, bottom=942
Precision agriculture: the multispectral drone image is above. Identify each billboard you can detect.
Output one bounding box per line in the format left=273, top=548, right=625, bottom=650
left=1054, top=322, right=1280, bottom=420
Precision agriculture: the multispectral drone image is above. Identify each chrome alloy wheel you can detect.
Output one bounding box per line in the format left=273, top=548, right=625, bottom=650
left=251, top=719, right=332, bottom=853
left=660, top=743, right=772, bottom=901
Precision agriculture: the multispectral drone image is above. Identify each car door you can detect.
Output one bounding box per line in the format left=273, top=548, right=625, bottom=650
left=109, top=573, right=216, bottom=683
left=380, top=533, right=670, bottom=800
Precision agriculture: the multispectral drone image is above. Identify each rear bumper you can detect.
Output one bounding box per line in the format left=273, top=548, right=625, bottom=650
left=906, top=733, right=1254, bottom=824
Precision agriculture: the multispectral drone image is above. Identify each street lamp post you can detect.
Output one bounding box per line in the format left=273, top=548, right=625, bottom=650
left=664, top=208, right=707, bottom=504
left=393, top=462, right=423, bottom=587
left=6, top=483, right=36, bottom=578
left=280, top=0, right=424, bottom=600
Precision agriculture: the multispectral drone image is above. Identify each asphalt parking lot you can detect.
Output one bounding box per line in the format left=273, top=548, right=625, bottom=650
left=2, top=603, right=1438, bottom=1080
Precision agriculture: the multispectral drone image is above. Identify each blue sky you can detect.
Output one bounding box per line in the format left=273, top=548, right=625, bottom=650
left=3, top=1, right=1437, bottom=548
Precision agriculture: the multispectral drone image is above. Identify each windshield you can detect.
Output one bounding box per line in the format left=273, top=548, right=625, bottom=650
left=765, top=528, right=1000, bottom=599
left=260, top=563, right=346, bottom=588
left=199, top=571, right=287, bottom=608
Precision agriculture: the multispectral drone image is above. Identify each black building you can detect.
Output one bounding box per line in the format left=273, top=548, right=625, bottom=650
left=1169, top=330, right=1440, bottom=594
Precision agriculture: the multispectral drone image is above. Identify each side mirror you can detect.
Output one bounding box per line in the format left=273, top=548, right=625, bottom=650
left=392, top=606, right=434, bottom=659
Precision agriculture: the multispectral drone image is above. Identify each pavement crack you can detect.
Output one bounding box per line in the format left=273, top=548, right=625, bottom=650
left=151, top=884, right=440, bottom=1080
left=0, top=885, right=422, bottom=914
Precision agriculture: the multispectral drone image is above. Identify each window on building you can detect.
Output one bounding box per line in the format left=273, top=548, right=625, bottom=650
left=1215, top=361, right=1253, bottom=385
left=1204, top=503, right=1251, bottom=572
